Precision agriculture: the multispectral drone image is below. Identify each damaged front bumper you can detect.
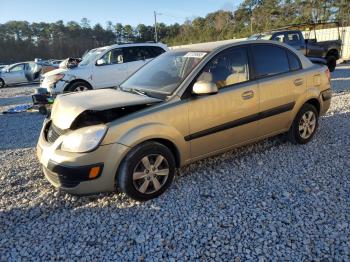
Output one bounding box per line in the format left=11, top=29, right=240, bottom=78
left=40, top=79, right=68, bottom=95
left=37, top=119, right=130, bottom=195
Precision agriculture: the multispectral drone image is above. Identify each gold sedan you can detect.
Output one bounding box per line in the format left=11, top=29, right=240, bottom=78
left=37, top=40, right=332, bottom=201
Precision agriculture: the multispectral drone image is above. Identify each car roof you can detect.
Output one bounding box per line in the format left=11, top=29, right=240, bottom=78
left=171, top=39, right=297, bottom=52
left=103, top=42, right=168, bottom=51
left=8, top=62, right=31, bottom=66
left=171, top=39, right=313, bottom=69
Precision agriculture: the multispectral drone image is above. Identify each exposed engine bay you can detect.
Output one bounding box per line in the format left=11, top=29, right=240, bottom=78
left=70, top=104, right=155, bottom=130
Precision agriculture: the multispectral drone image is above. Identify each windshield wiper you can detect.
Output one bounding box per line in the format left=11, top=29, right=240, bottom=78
left=129, top=88, right=147, bottom=96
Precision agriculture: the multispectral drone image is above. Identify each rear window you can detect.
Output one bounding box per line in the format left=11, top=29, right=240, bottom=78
left=252, top=44, right=290, bottom=78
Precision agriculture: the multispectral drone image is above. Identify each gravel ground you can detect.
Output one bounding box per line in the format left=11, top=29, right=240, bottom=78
left=0, top=64, right=349, bottom=261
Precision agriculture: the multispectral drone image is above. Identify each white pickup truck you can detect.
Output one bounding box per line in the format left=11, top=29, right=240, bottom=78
left=41, top=43, right=168, bottom=94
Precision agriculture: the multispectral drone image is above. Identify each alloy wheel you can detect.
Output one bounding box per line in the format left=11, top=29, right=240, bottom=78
left=74, top=86, right=89, bottom=92
left=298, top=111, right=316, bottom=139
left=132, top=154, right=170, bottom=194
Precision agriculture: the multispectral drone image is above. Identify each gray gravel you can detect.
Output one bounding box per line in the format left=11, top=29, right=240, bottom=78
left=0, top=64, right=349, bottom=261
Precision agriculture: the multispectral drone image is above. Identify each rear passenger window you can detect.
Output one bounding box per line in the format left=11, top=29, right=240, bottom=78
left=123, top=47, right=151, bottom=62
left=286, top=33, right=300, bottom=45
left=252, top=45, right=290, bottom=78
left=287, top=51, right=302, bottom=71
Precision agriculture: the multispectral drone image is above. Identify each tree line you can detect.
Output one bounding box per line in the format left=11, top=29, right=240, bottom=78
left=0, top=0, right=348, bottom=64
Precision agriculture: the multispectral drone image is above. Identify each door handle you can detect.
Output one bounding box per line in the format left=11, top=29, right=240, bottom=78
left=242, top=90, right=254, bottom=100
left=294, top=79, right=304, bottom=86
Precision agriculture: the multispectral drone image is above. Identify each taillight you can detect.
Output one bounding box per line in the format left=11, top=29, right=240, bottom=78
left=325, top=68, right=331, bottom=83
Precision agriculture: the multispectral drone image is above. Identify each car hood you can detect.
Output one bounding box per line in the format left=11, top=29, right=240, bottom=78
left=43, top=68, right=68, bottom=77
left=51, top=89, right=162, bottom=129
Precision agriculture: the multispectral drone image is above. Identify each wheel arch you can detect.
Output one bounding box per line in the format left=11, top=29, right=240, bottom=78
left=148, top=138, right=181, bottom=168
left=304, top=98, right=321, bottom=115
left=326, top=49, right=340, bottom=60
left=64, top=79, right=93, bottom=92
left=110, top=123, right=188, bottom=168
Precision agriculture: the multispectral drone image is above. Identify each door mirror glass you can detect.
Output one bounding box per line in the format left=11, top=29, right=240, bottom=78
left=96, top=59, right=106, bottom=66
left=192, top=81, right=218, bottom=95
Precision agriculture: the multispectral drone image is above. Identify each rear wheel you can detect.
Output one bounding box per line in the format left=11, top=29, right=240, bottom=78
left=326, top=55, right=336, bottom=72
left=67, top=81, right=92, bottom=92
left=0, top=78, right=5, bottom=88
left=117, top=141, right=176, bottom=201
left=288, top=103, right=319, bottom=144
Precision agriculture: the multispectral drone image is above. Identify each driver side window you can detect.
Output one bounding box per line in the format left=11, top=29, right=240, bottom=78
left=197, top=47, right=249, bottom=89
left=9, top=64, right=24, bottom=72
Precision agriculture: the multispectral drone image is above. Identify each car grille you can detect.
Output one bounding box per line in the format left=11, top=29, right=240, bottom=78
left=46, top=122, right=66, bottom=143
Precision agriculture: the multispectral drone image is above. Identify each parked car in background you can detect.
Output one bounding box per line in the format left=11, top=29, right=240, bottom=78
left=0, top=62, right=42, bottom=88
left=249, top=23, right=342, bottom=72
left=37, top=40, right=332, bottom=201
left=36, top=59, right=63, bottom=74
left=40, top=43, right=168, bottom=94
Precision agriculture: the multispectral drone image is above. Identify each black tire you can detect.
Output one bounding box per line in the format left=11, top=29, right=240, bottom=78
left=117, top=141, right=176, bottom=201
left=66, top=81, right=92, bottom=92
left=326, top=55, right=336, bottom=72
left=0, top=78, right=5, bottom=88
left=287, top=103, right=319, bottom=145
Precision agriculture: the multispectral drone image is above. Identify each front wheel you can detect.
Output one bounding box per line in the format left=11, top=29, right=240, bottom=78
left=67, top=81, right=92, bottom=92
left=117, top=142, right=176, bottom=201
left=287, top=103, right=319, bottom=144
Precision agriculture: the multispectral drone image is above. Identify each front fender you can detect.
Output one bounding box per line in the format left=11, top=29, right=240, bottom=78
left=105, top=122, right=190, bottom=166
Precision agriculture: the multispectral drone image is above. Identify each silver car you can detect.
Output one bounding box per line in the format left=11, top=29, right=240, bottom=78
left=0, top=62, right=42, bottom=88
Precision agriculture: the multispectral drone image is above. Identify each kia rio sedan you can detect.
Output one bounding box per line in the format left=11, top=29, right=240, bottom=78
left=37, top=40, right=332, bottom=201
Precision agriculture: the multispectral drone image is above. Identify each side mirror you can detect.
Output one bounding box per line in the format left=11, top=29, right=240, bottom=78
left=96, top=59, right=106, bottom=66
left=192, top=81, right=218, bottom=95
left=117, top=55, right=123, bottom=64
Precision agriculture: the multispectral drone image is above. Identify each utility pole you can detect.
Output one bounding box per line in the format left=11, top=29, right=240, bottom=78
left=154, top=11, right=158, bottom=43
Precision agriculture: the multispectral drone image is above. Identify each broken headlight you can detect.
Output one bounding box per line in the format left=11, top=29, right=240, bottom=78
left=61, top=125, right=108, bottom=153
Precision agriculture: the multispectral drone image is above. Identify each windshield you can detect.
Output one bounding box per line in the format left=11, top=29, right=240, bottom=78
left=120, top=51, right=207, bottom=96
left=79, top=48, right=106, bottom=66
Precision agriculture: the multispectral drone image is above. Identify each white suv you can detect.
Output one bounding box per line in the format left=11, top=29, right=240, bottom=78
left=40, top=43, right=168, bottom=94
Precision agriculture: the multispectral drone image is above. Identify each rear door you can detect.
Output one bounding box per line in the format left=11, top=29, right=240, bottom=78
left=123, top=46, right=157, bottom=76
left=187, top=46, right=259, bottom=158
left=5, top=64, right=27, bottom=84
left=93, top=48, right=128, bottom=88
left=251, top=44, right=306, bottom=136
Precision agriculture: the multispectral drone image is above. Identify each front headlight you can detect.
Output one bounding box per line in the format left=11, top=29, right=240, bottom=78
left=61, top=125, right=108, bottom=153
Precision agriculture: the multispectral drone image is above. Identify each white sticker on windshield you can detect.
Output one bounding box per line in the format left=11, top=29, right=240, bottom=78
left=184, top=52, right=207, bottom=58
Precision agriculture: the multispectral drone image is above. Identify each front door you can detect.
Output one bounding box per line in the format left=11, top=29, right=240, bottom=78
left=5, top=64, right=27, bottom=84
left=93, top=48, right=128, bottom=88
left=123, top=46, right=150, bottom=76
left=187, top=47, right=259, bottom=158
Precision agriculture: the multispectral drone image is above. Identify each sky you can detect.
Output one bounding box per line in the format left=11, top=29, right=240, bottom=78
left=1, top=0, right=243, bottom=27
